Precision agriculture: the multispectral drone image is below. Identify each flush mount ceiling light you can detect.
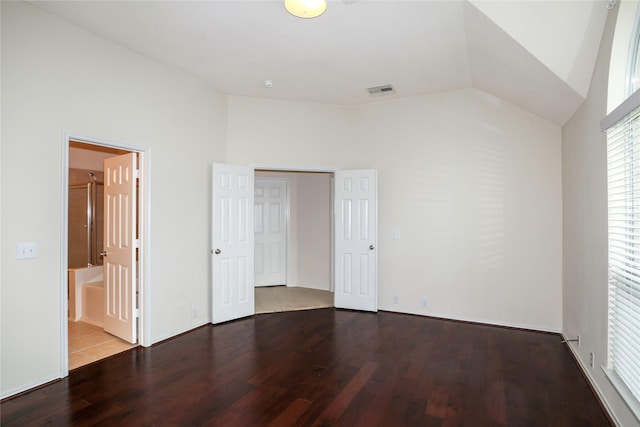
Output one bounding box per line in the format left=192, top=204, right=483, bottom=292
left=284, top=0, right=327, bottom=18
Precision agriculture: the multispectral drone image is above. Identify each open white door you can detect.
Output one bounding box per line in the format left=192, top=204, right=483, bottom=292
left=334, top=169, right=378, bottom=312
left=103, top=153, right=137, bottom=344
left=212, top=164, right=255, bottom=324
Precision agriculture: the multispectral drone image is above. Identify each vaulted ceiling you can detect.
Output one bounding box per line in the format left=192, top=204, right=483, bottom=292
left=29, top=0, right=610, bottom=125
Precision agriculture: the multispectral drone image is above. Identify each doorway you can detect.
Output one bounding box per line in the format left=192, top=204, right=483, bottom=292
left=211, top=165, right=378, bottom=324
left=254, top=170, right=334, bottom=314
left=62, top=133, right=148, bottom=373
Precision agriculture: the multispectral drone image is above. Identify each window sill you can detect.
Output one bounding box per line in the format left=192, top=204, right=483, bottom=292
left=603, top=367, right=640, bottom=423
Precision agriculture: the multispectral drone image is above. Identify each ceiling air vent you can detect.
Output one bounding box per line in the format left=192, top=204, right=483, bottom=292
left=367, top=84, right=395, bottom=97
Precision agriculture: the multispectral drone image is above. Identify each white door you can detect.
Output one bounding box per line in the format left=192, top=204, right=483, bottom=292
left=212, top=164, right=255, bottom=324
left=334, top=169, right=378, bottom=312
left=254, top=179, right=287, bottom=287
left=103, top=153, right=138, bottom=344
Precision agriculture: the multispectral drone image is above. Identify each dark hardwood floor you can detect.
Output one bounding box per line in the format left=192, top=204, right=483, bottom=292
left=1, top=309, right=612, bottom=426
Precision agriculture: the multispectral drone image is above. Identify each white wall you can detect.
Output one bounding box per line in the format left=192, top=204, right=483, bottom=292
left=0, top=0, right=566, bottom=402
left=227, top=97, right=354, bottom=168
left=297, top=173, right=332, bottom=291
left=228, top=88, right=563, bottom=331
left=1, top=1, right=226, bottom=397
left=469, top=1, right=607, bottom=99
left=562, top=4, right=640, bottom=426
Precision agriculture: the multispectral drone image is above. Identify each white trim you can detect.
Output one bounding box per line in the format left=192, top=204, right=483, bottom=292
left=330, top=174, right=335, bottom=293
left=61, top=130, right=152, bottom=379
left=386, top=308, right=563, bottom=334
left=561, top=333, right=621, bottom=426
left=287, top=283, right=332, bottom=291
left=65, top=130, right=147, bottom=152
left=251, top=163, right=337, bottom=173
left=626, top=6, right=640, bottom=98
left=0, top=375, right=62, bottom=400
left=604, top=368, right=640, bottom=423
left=139, top=147, right=151, bottom=348
left=601, top=89, right=640, bottom=131
left=60, top=131, right=70, bottom=377
left=284, top=178, right=290, bottom=287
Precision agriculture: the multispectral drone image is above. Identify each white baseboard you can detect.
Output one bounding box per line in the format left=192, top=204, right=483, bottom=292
left=561, top=332, right=620, bottom=427
left=378, top=305, right=561, bottom=333
left=286, top=283, right=331, bottom=292
left=1, top=374, right=61, bottom=400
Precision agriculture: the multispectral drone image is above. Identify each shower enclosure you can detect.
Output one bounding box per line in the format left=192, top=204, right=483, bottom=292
left=68, top=173, right=104, bottom=268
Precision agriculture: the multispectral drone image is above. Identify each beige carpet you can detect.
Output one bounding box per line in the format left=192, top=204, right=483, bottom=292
left=255, top=286, right=334, bottom=314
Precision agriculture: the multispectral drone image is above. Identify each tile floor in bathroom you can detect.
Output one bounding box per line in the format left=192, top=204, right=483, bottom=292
left=68, top=286, right=333, bottom=370
left=68, top=321, right=137, bottom=370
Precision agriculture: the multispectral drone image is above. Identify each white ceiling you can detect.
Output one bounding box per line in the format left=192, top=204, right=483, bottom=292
left=29, top=0, right=610, bottom=125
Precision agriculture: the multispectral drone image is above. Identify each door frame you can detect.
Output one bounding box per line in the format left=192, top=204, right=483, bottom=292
left=60, top=130, right=151, bottom=376
left=251, top=164, right=336, bottom=293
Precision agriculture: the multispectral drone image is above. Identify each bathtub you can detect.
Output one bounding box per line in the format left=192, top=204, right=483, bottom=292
left=81, top=280, right=104, bottom=327
left=68, top=266, right=103, bottom=326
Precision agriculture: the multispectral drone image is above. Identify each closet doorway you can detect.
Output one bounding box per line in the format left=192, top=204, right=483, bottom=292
left=212, top=165, right=378, bottom=323
left=253, top=170, right=334, bottom=314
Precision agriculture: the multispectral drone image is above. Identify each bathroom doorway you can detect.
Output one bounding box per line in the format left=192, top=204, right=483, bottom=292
left=65, top=138, right=145, bottom=371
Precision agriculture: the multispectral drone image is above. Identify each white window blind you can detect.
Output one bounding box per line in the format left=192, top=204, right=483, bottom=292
left=607, top=103, right=640, bottom=408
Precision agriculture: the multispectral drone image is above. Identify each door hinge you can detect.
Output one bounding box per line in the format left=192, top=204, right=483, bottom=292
left=134, top=169, right=140, bottom=179
left=135, top=308, right=140, bottom=318
left=135, top=239, right=141, bottom=248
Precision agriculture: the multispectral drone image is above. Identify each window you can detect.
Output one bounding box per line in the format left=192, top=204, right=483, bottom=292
left=606, top=102, right=640, bottom=413
left=626, top=8, right=640, bottom=96
left=604, top=5, right=640, bottom=418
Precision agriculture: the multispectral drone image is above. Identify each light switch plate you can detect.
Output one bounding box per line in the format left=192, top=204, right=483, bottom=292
left=17, top=243, right=37, bottom=259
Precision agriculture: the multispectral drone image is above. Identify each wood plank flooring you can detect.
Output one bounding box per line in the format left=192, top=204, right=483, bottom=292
left=1, top=309, right=612, bottom=426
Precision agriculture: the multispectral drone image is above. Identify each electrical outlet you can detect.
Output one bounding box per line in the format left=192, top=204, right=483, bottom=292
left=421, top=297, right=428, bottom=308
left=589, top=352, right=595, bottom=368
left=192, top=307, right=198, bottom=320
left=392, top=295, right=399, bottom=304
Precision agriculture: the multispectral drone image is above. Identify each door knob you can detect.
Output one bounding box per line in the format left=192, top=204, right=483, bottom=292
left=369, top=245, right=375, bottom=250
left=100, top=251, right=108, bottom=257
left=214, top=249, right=221, bottom=255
